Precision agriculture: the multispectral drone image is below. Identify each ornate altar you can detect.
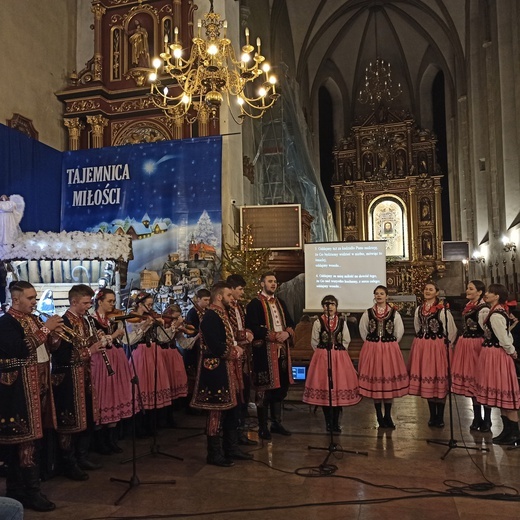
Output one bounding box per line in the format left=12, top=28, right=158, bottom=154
left=56, top=0, right=218, bottom=150
left=332, top=107, right=445, bottom=294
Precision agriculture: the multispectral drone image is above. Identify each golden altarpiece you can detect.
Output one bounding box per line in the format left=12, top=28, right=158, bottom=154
left=332, top=107, right=445, bottom=295
left=57, top=0, right=218, bottom=150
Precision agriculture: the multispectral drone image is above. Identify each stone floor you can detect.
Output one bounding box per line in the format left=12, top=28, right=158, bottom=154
left=4, top=392, right=520, bottom=520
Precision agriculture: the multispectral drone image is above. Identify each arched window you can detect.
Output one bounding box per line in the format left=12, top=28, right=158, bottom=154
left=368, top=195, right=408, bottom=260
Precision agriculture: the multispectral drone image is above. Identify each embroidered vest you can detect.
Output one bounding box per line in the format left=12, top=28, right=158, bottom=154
left=462, top=304, right=486, bottom=338
left=483, top=308, right=510, bottom=347
left=416, top=307, right=444, bottom=339
left=366, top=307, right=397, bottom=342
left=317, top=315, right=346, bottom=350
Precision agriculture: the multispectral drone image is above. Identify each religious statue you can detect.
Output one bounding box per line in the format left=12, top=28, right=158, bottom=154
left=129, top=19, right=150, bottom=68
left=422, top=231, right=433, bottom=256
left=345, top=160, right=353, bottom=181
left=345, top=204, right=356, bottom=227
left=420, top=198, right=431, bottom=221
left=363, top=153, right=373, bottom=176
left=418, top=152, right=428, bottom=174
left=0, top=194, right=24, bottom=244
left=396, top=150, right=405, bottom=175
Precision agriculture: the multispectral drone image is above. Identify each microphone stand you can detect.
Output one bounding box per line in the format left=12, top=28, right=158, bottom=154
left=308, top=305, right=367, bottom=473
left=427, top=303, right=489, bottom=459
left=110, top=316, right=176, bottom=505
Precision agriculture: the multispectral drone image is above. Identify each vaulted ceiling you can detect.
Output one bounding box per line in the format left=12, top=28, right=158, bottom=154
left=264, top=0, right=468, bottom=129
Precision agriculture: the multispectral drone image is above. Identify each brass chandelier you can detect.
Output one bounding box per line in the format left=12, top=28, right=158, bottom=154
left=148, top=0, right=279, bottom=123
left=358, top=58, right=401, bottom=107
left=358, top=8, right=401, bottom=107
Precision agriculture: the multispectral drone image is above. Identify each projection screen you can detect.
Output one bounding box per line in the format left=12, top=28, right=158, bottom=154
left=304, top=241, right=387, bottom=312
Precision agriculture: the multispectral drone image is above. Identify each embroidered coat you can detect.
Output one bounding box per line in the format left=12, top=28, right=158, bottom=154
left=245, top=295, right=295, bottom=391
left=190, top=306, right=240, bottom=411
left=51, top=311, right=99, bottom=433
left=0, top=312, right=56, bottom=444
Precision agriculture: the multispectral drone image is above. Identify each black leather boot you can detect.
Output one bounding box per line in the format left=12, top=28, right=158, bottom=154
left=492, top=416, right=510, bottom=444
left=76, top=431, right=102, bottom=471
left=21, top=466, right=56, bottom=512
left=62, top=448, right=89, bottom=481
left=427, top=400, right=437, bottom=427
left=270, top=402, right=291, bottom=436
left=499, top=420, right=520, bottom=445
left=6, top=460, right=25, bottom=503
left=206, top=436, right=234, bottom=467
left=332, top=407, right=342, bottom=432
left=383, top=403, right=395, bottom=429
left=107, top=426, right=123, bottom=453
left=435, top=403, right=445, bottom=428
left=480, top=406, right=492, bottom=433
left=322, top=406, right=333, bottom=432
left=374, top=402, right=385, bottom=427
left=92, top=428, right=111, bottom=455
left=470, top=404, right=483, bottom=431
left=257, top=406, right=271, bottom=440
left=223, top=429, right=253, bottom=460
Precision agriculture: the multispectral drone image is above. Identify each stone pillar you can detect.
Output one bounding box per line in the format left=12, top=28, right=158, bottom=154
left=64, top=118, right=85, bottom=151
left=434, top=181, right=443, bottom=259
left=87, top=115, right=108, bottom=148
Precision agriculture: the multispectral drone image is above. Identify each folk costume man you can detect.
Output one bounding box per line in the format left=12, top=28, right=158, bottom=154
left=184, top=288, right=211, bottom=390
left=51, top=284, right=106, bottom=481
left=226, top=274, right=257, bottom=446
left=191, top=282, right=253, bottom=467
left=0, top=281, right=62, bottom=512
left=246, top=272, right=295, bottom=439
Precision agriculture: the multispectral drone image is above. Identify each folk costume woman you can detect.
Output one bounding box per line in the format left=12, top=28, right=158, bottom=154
left=451, top=280, right=491, bottom=432
left=303, top=295, right=361, bottom=432
left=358, top=285, right=409, bottom=428
left=158, top=304, right=190, bottom=402
left=474, top=284, right=520, bottom=445
left=121, top=293, right=172, bottom=413
left=408, top=282, right=457, bottom=427
left=90, top=288, right=133, bottom=453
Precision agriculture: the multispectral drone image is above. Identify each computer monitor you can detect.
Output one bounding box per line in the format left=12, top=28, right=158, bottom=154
left=292, top=365, right=307, bottom=381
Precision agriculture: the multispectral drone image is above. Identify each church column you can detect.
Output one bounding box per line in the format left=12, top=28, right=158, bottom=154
left=408, top=182, right=418, bottom=261
left=434, top=180, right=443, bottom=259
left=357, top=189, right=366, bottom=240
left=333, top=186, right=342, bottom=239
left=64, top=118, right=84, bottom=151
left=87, top=115, right=108, bottom=148
left=91, top=1, right=106, bottom=81
left=457, top=95, right=471, bottom=243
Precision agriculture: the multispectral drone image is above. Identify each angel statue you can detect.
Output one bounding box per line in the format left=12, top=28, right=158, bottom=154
left=0, top=194, right=24, bottom=244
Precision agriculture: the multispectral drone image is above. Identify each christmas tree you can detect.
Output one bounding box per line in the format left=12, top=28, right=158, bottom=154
left=221, top=225, right=271, bottom=302
left=194, top=210, right=218, bottom=247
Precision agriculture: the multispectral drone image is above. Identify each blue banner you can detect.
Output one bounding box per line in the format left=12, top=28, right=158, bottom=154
left=61, top=137, right=222, bottom=283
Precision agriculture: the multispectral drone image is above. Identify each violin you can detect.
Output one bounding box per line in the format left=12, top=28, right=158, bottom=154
left=177, top=323, right=197, bottom=335
left=106, top=309, right=147, bottom=323
left=160, top=307, right=197, bottom=334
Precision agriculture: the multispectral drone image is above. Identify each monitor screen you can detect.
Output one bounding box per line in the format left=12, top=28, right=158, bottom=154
left=292, top=366, right=307, bottom=381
